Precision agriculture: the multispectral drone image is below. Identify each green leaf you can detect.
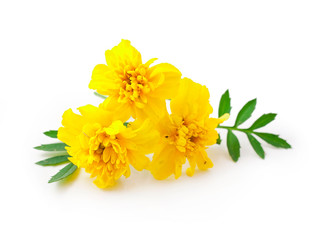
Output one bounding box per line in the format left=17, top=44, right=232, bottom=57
left=254, top=132, right=291, bottom=149
left=247, top=134, right=265, bottom=159
left=234, top=99, right=257, bottom=127
left=94, top=92, right=107, bottom=99
left=34, top=143, right=67, bottom=151
left=43, top=130, right=58, bottom=138
left=36, top=155, right=70, bottom=166
left=218, top=90, right=231, bottom=117
left=216, top=134, right=222, bottom=145
left=48, top=163, right=77, bottom=183
left=123, top=122, right=129, bottom=127
left=249, top=113, right=277, bottom=130
left=227, top=130, right=240, bottom=162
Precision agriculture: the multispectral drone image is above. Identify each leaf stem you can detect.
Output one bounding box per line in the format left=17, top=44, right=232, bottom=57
left=217, top=125, right=253, bottom=134
left=94, top=92, right=107, bottom=99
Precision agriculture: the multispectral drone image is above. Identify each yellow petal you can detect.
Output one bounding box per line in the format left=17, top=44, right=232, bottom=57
left=89, top=64, right=120, bottom=94
left=60, top=109, right=85, bottom=133
left=204, top=129, right=219, bottom=146
left=127, top=150, right=150, bottom=171
left=144, top=58, right=158, bottom=68
left=58, top=109, right=86, bottom=147
left=136, top=97, right=167, bottom=123
left=156, top=112, right=177, bottom=138
left=186, top=158, right=196, bottom=177
left=125, top=119, right=159, bottom=154
left=78, top=104, right=112, bottom=127
left=93, top=174, right=110, bottom=188
left=174, top=164, right=183, bottom=179
left=104, top=120, right=125, bottom=136
left=150, top=144, right=184, bottom=180
left=148, top=63, right=182, bottom=99
left=123, top=165, right=131, bottom=178
left=105, top=39, right=142, bottom=69
left=189, top=149, right=214, bottom=170
left=99, top=96, right=132, bottom=122
left=68, top=151, right=88, bottom=168
left=170, top=78, right=213, bottom=121
left=219, top=113, right=230, bottom=123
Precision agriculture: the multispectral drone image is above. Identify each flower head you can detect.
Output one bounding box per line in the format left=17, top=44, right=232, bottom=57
left=58, top=104, right=158, bottom=188
left=89, top=39, right=182, bottom=121
left=150, top=78, right=229, bottom=180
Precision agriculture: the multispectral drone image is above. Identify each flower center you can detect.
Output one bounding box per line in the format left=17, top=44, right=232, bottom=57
left=117, top=64, right=151, bottom=106
left=88, top=129, right=127, bottom=176
left=168, top=116, right=208, bottom=156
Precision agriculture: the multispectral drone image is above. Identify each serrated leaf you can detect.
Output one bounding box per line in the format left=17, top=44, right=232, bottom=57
left=218, top=90, right=231, bottom=117
left=34, top=143, right=67, bottom=151
left=254, top=132, right=291, bottom=149
left=234, top=99, right=257, bottom=127
left=227, top=130, right=240, bottom=162
left=48, top=163, right=77, bottom=183
left=43, top=130, right=58, bottom=138
left=247, top=133, right=265, bottom=159
left=249, top=113, right=277, bottom=130
left=36, top=155, right=70, bottom=166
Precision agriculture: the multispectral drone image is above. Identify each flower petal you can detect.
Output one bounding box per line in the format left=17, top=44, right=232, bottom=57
left=89, top=64, right=120, bottom=95
left=93, top=174, right=110, bottom=188
left=171, top=78, right=213, bottom=121
left=104, top=120, right=125, bottom=136
left=148, top=63, right=182, bottom=99
left=150, top=144, right=184, bottom=180
left=206, top=113, right=230, bottom=129
left=189, top=149, right=214, bottom=171
left=156, top=112, right=177, bottom=138
left=78, top=104, right=112, bottom=127
left=58, top=109, right=85, bottom=146
left=136, top=96, right=167, bottom=123
left=186, top=158, right=196, bottom=177
left=127, top=150, right=150, bottom=171
left=124, top=119, right=159, bottom=154
left=105, top=39, right=142, bottom=69
left=99, top=96, right=132, bottom=122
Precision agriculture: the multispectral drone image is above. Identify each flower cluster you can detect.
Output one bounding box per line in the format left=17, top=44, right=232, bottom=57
left=35, top=39, right=290, bottom=189
left=58, top=40, right=228, bottom=188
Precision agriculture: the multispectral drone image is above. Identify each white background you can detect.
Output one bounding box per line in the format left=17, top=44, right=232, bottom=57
left=1, top=0, right=312, bottom=239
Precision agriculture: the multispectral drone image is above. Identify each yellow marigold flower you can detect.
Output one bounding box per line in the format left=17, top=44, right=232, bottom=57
left=58, top=104, right=158, bottom=188
left=89, top=39, right=182, bottom=121
left=150, top=78, right=229, bottom=180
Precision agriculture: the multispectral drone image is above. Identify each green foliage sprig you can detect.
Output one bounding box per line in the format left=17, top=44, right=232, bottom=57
left=34, top=131, right=77, bottom=183
left=217, top=90, right=291, bottom=162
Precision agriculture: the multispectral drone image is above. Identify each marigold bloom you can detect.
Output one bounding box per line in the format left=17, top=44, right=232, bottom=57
left=89, top=39, right=182, bottom=121
left=150, top=78, right=229, bottom=180
left=58, top=104, right=158, bottom=188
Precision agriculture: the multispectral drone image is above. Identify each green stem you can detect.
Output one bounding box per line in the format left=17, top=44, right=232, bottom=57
left=94, top=92, right=107, bottom=99
left=217, top=125, right=253, bottom=134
